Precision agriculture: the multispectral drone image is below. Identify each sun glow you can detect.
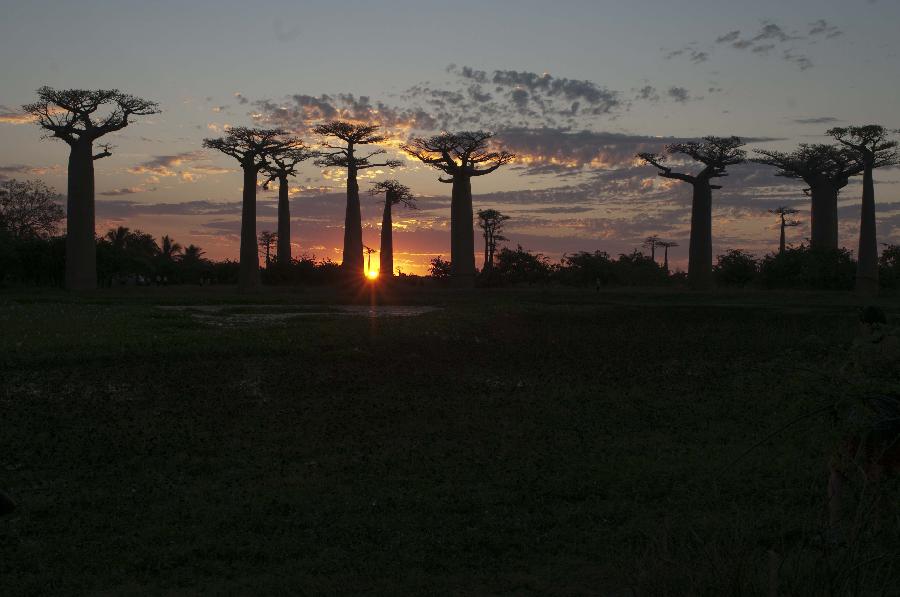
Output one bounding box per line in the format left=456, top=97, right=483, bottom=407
left=366, top=270, right=379, bottom=280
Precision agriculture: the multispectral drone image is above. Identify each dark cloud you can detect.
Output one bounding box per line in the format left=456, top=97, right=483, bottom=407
left=808, top=19, right=843, bottom=38
left=98, top=187, right=147, bottom=196
left=667, top=87, right=691, bottom=103
left=792, top=116, right=841, bottom=125
left=715, top=31, right=741, bottom=44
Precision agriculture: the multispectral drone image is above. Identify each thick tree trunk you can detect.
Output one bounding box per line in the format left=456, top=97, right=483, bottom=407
left=688, top=182, right=713, bottom=290
left=380, top=196, right=393, bottom=277
left=663, top=247, right=669, bottom=273
left=277, top=175, right=291, bottom=266
left=450, top=175, right=475, bottom=287
left=238, top=165, right=260, bottom=291
left=65, top=141, right=97, bottom=290
left=809, top=183, right=839, bottom=250
left=483, top=234, right=490, bottom=272
left=342, top=164, right=364, bottom=276
left=855, top=165, right=878, bottom=295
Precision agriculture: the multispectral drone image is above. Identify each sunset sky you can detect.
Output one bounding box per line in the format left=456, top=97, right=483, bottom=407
left=2, top=0, right=898, bottom=274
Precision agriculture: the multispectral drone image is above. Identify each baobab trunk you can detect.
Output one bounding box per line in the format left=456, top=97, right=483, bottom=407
left=450, top=175, right=475, bottom=287
left=855, top=166, right=878, bottom=295
left=380, top=193, right=393, bottom=277
left=342, top=164, right=365, bottom=276
left=65, top=140, right=97, bottom=290
left=688, top=183, right=713, bottom=290
left=277, top=174, right=291, bottom=266
left=238, top=166, right=260, bottom=290
left=809, top=183, right=839, bottom=250
left=779, top=218, right=787, bottom=254
left=663, top=247, right=670, bottom=273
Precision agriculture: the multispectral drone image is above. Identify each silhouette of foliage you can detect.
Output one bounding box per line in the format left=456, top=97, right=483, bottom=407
left=0, top=179, right=64, bottom=240
left=429, top=256, right=452, bottom=279
left=476, top=209, right=510, bottom=274
left=714, top=249, right=758, bottom=287
left=758, top=244, right=856, bottom=290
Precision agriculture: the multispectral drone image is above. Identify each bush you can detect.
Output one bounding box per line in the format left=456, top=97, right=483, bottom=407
left=714, top=249, right=758, bottom=287
left=491, top=245, right=552, bottom=285
left=758, top=245, right=856, bottom=290
left=879, top=244, right=900, bottom=290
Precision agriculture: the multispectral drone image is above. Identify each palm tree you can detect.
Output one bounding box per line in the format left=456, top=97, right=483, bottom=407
left=105, top=226, right=130, bottom=251
left=160, top=235, right=183, bottom=260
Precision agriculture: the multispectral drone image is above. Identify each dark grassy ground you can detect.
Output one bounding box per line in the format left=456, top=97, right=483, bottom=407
left=1, top=286, right=898, bottom=596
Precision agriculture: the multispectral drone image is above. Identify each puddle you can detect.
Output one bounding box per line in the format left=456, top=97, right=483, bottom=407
left=157, top=304, right=441, bottom=326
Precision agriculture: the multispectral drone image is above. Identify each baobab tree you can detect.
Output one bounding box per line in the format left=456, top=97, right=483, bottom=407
left=261, top=141, right=316, bottom=265
left=314, top=121, right=401, bottom=277
left=203, top=127, right=294, bottom=290
left=370, top=180, right=416, bottom=278
left=363, top=245, right=377, bottom=277
left=258, top=230, right=277, bottom=269
left=769, top=206, right=801, bottom=254
left=828, top=125, right=899, bottom=295
left=658, top=240, right=679, bottom=273
left=643, top=235, right=661, bottom=262
left=402, top=131, right=515, bottom=286
left=476, top=208, right=510, bottom=274
left=23, top=87, right=159, bottom=290
left=754, top=144, right=863, bottom=250
left=638, top=136, right=746, bottom=290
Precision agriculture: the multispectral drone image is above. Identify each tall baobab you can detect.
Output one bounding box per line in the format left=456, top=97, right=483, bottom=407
left=23, top=87, right=159, bottom=290
left=769, top=207, right=801, bottom=254
left=476, top=209, right=510, bottom=274
left=203, top=127, right=294, bottom=290
left=261, top=141, right=315, bottom=266
left=314, top=121, right=401, bottom=277
left=658, top=240, right=679, bottom=273
left=754, top=144, right=863, bottom=250
left=643, top=235, right=661, bottom=262
left=258, top=230, right=277, bottom=269
left=638, top=136, right=746, bottom=290
left=402, top=131, right=515, bottom=286
left=828, top=125, right=899, bottom=295
left=370, top=180, right=416, bottom=278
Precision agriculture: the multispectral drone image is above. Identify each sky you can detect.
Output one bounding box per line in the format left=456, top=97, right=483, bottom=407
left=1, top=0, right=899, bottom=274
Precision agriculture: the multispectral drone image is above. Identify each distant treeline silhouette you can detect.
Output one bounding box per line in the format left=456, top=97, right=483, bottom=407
left=12, top=86, right=900, bottom=294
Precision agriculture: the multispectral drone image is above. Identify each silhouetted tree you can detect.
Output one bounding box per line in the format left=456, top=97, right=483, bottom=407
left=261, top=141, right=316, bottom=265
left=258, top=230, right=277, bottom=269
left=403, top=131, right=515, bottom=286
left=754, top=144, right=863, bottom=250
left=657, top=240, right=679, bottom=273
left=370, top=180, right=415, bottom=278
left=429, top=256, right=452, bottom=279
left=314, top=121, right=401, bottom=277
left=0, top=179, right=64, bottom=239
left=476, top=208, right=510, bottom=274
left=713, top=249, right=758, bottom=287
left=363, top=245, right=377, bottom=276
left=638, top=136, right=746, bottom=290
left=159, top=235, right=183, bottom=260
left=23, top=87, right=159, bottom=289
left=203, top=127, right=294, bottom=290
left=828, top=125, right=899, bottom=295
left=642, top=235, right=661, bottom=262
left=769, top=206, right=801, bottom=254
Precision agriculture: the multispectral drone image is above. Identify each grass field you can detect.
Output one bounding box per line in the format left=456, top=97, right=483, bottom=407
left=1, top=286, right=898, bottom=596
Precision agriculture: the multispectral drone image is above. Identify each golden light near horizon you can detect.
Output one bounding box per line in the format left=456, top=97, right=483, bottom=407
left=366, top=269, right=379, bottom=280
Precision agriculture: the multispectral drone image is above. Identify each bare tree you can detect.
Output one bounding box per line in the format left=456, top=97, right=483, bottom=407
left=258, top=230, right=277, bottom=269
left=638, top=136, right=746, bottom=290
left=476, top=209, right=510, bottom=274
left=22, top=87, right=159, bottom=289
left=0, top=179, right=64, bottom=239
left=642, top=235, right=661, bottom=262
left=314, top=121, right=401, bottom=277
left=754, top=144, right=863, bottom=250
left=828, top=125, right=899, bottom=295
left=657, top=240, right=679, bottom=273
left=370, top=180, right=415, bottom=278
left=403, top=131, right=515, bottom=286
left=769, top=206, right=801, bottom=254
left=261, top=141, right=316, bottom=266
left=203, top=127, right=294, bottom=290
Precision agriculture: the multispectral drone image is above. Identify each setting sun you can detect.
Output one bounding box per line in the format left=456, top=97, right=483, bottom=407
left=366, top=270, right=379, bottom=280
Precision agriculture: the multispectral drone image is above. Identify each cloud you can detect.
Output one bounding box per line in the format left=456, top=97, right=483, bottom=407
left=667, top=87, right=691, bottom=103
left=0, top=105, right=34, bottom=125
left=808, top=19, right=842, bottom=38
left=792, top=116, right=841, bottom=125
left=127, top=151, right=228, bottom=182
left=98, top=187, right=148, bottom=196
left=715, top=31, right=741, bottom=44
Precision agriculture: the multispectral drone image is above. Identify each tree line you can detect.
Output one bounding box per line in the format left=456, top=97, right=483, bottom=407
left=9, top=86, right=900, bottom=295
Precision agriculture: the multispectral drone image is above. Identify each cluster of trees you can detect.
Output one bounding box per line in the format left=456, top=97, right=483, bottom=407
left=16, top=86, right=900, bottom=295
left=637, top=128, right=899, bottom=295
